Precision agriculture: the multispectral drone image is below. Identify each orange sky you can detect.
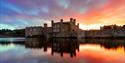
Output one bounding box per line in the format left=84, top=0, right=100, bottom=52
left=63, top=0, right=125, bottom=30
left=48, top=0, right=125, bottom=30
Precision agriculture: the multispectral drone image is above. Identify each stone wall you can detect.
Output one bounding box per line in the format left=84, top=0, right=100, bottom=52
left=25, top=26, right=43, bottom=37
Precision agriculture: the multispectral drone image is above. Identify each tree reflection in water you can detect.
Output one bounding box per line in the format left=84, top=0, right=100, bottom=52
left=83, top=38, right=125, bottom=50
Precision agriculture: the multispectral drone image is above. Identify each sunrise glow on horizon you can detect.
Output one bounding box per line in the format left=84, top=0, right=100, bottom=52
left=0, top=0, right=125, bottom=30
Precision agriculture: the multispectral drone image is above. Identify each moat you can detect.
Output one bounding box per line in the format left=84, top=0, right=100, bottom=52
left=0, top=38, right=125, bottom=63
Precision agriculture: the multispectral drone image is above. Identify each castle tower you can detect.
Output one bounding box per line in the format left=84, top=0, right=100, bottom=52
left=77, top=23, right=79, bottom=28
left=70, top=18, right=76, bottom=31
left=73, top=19, right=76, bottom=25
left=60, top=19, right=63, bottom=32
left=70, top=18, right=73, bottom=22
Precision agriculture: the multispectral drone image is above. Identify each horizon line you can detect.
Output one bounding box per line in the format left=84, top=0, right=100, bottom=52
left=0, top=24, right=125, bottom=30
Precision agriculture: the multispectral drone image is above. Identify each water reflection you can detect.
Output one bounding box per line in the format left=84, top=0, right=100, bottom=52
left=0, top=38, right=125, bottom=63
left=24, top=38, right=125, bottom=53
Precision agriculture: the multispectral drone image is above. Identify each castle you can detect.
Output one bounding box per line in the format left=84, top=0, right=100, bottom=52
left=25, top=18, right=80, bottom=38
left=25, top=18, right=125, bottom=39
left=84, top=25, right=125, bottom=38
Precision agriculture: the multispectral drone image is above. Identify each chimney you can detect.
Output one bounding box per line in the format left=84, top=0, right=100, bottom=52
left=51, top=20, right=54, bottom=26
left=44, top=23, right=47, bottom=28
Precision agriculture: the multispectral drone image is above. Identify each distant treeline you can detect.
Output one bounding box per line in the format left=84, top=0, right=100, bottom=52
left=0, top=29, right=25, bottom=37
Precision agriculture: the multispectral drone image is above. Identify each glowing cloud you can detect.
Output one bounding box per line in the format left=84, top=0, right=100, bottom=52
left=0, top=0, right=125, bottom=30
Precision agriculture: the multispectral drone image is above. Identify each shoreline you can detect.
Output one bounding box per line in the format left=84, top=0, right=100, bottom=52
left=82, top=36, right=125, bottom=39
left=0, top=35, right=24, bottom=38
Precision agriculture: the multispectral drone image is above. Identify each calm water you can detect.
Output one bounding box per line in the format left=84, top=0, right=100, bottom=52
left=0, top=38, right=125, bottom=63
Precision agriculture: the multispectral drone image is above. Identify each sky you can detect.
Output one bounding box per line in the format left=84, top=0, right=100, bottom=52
left=0, top=0, right=125, bottom=30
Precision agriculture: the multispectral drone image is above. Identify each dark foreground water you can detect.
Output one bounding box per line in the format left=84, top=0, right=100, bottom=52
left=0, top=38, right=125, bottom=63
